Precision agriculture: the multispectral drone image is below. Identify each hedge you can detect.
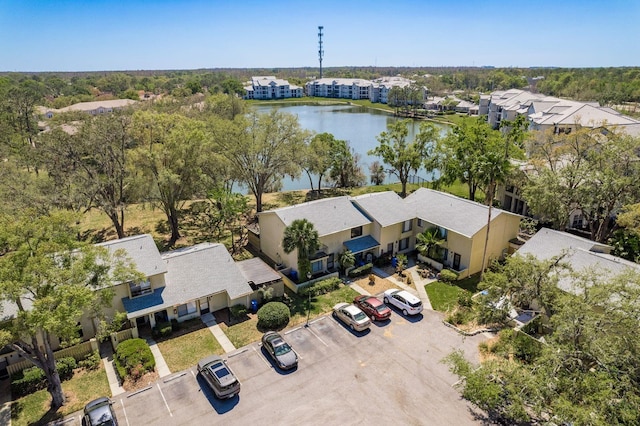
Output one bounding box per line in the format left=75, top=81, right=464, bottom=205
left=230, top=304, right=248, bottom=320
left=299, top=277, right=341, bottom=297
left=257, top=302, right=290, bottom=330
left=348, top=262, right=373, bottom=278
left=114, top=338, right=155, bottom=381
left=11, top=356, right=77, bottom=398
left=439, top=269, right=459, bottom=282
left=152, top=321, right=173, bottom=339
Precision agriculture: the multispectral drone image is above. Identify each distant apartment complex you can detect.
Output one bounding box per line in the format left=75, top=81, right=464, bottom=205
left=487, top=89, right=640, bottom=135
left=305, top=76, right=426, bottom=104
left=243, top=76, right=303, bottom=100
left=37, top=99, right=138, bottom=119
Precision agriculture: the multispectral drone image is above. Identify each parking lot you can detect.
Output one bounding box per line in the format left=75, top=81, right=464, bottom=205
left=67, top=309, right=490, bottom=425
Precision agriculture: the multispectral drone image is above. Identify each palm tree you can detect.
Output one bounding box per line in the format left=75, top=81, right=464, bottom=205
left=338, top=250, right=355, bottom=275
left=282, top=219, right=320, bottom=282
left=477, top=150, right=512, bottom=280
left=416, top=227, right=445, bottom=260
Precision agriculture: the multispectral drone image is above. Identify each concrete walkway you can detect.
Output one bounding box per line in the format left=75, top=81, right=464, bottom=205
left=201, top=313, right=236, bottom=353
left=100, top=342, right=125, bottom=396
left=372, top=264, right=434, bottom=310
left=146, top=338, right=171, bottom=378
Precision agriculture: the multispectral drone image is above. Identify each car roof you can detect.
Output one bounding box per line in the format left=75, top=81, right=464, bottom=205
left=362, top=296, right=383, bottom=307
left=396, top=290, right=420, bottom=302
left=197, top=354, right=223, bottom=370
left=343, top=304, right=364, bottom=316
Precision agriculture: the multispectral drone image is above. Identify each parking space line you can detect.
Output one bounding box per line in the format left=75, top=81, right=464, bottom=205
left=228, top=348, right=249, bottom=358
left=285, top=326, right=302, bottom=334
left=164, top=371, right=187, bottom=383
left=157, top=383, right=173, bottom=417
left=120, top=397, right=130, bottom=426
left=253, top=345, right=272, bottom=368
left=292, top=348, right=303, bottom=360
left=305, top=325, right=329, bottom=346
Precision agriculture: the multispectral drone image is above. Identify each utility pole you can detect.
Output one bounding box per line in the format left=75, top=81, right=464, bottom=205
left=318, top=26, right=324, bottom=79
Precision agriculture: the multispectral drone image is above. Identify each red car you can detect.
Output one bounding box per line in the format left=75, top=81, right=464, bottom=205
left=353, top=295, right=392, bottom=321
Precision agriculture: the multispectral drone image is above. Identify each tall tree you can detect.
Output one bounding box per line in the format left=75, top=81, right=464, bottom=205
left=328, top=140, right=366, bottom=188
left=302, top=132, right=335, bottom=195
left=477, top=149, right=513, bottom=279
left=212, top=110, right=311, bottom=213
left=524, top=127, right=640, bottom=242
left=432, top=117, right=503, bottom=201
left=40, top=112, right=135, bottom=238
left=0, top=210, right=142, bottom=410
left=369, top=120, right=439, bottom=198
left=282, top=219, right=320, bottom=281
left=131, top=111, right=212, bottom=247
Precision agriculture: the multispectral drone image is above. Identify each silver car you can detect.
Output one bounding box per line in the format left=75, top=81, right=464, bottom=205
left=197, top=355, right=241, bottom=399
left=332, top=303, right=371, bottom=331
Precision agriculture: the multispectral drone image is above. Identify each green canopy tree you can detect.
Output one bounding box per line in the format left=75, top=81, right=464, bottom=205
left=302, top=132, right=335, bottom=195
left=131, top=111, right=213, bottom=247
left=0, top=210, right=143, bottom=410
left=282, top=219, right=320, bottom=281
left=369, top=120, right=439, bottom=198
left=212, top=110, right=311, bottom=213
left=328, top=139, right=365, bottom=189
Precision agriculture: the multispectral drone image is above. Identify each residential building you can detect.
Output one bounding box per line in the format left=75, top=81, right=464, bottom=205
left=405, top=188, right=521, bottom=278
left=258, top=196, right=372, bottom=284
left=37, top=99, right=138, bottom=119
left=243, top=76, right=303, bottom=100
left=305, top=76, right=426, bottom=105
left=517, top=228, right=639, bottom=296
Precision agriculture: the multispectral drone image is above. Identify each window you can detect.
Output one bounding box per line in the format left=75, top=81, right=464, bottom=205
left=572, top=214, right=583, bottom=228
left=177, top=302, right=197, bottom=317
left=327, top=253, right=335, bottom=270
left=402, top=220, right=412, bottom=233
left=311, top=260, right=323, bottom=274
left=387, top=243, right=393, bottom=254
left=399, top=237, right=410, bottom=251
left=129, top=280, right=152, bottom=298
left=417, top=218, right=423, bottom=227
left=351, top=226, right=363, bottom=238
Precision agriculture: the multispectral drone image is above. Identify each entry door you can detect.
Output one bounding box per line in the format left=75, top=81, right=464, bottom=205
left=453, top=253, right=461, bottom=270
left=200, top=299, right=210, bottom=315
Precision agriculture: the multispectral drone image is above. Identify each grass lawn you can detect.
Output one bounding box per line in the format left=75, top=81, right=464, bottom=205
left=219, top=285, right=360, bottom=348
left=156, top=327, right=224, bottom=372
left=425, top=275, right=481, bottom=312
left=11, top=366, right=111, bottom=426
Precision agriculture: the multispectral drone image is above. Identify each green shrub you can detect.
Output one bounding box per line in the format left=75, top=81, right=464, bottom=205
left=439, top=269, right=458, bottom=282
left=348, top=262, right=373, bottom=278
left=114, top=338, right=155, bottom=381
left=79, top=350, right=101, bottom=371
left=152, top=321, right=173, bottom=339
left=230, top=304, right=248, bottom=320
left=446, top=310, right=466, bottom=325
left=258, top=286, right=275, bottom=303
left=457, top=293, right=473, bottom=308
left=257, top=301, right=290, bottom=330
left=11, top=356, right=77, bottom=398
left=299, top=277, right=341, bottom=297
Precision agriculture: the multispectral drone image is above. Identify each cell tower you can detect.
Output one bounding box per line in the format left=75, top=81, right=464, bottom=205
left=318, top=26, right=324, bottom=79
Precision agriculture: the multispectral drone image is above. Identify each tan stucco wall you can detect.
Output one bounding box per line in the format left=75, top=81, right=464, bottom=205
left=468, top=213, right=520, bottom=275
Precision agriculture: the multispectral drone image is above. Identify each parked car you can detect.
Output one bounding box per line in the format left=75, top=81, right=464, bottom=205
left=383, top=289, right=423, bottom=316
left=261, top=331, right=298, bottom=370
left=353, top=295, right=391, bottom=321
left=332, top=303, right=371, bottom=331
left=197, top=355, right=241, bottom=399
left=83, top=397, right=118, bottom=426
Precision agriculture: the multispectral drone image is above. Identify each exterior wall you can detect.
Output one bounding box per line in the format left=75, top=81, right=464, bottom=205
left=443, top=231, right=473, bottom=276
left=258, top=213, right=290, bottom=267
left=468, top=213, right=521, bottom=275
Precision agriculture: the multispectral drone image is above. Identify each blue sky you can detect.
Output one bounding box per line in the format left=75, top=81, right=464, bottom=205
left=1, top=0, right=639, bottom=72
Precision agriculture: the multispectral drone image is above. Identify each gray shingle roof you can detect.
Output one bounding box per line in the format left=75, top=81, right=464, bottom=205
left=97, top=234, right=167, bottom=279
left=404, top=188, right=516, bottom=238
left=265, top=196, right=371, bottom=237
left=517, top=228, right=638, bottom=295
left=236, top=258, right=281, bottom=286
left=351, top=191, right=414, bottom=227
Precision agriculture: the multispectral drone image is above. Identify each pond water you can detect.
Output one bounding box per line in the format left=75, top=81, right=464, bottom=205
left=252, top=104, right=449, bottom=191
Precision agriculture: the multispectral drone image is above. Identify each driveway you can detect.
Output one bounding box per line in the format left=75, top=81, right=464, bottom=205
left=56, top=309, right=491, bottom=425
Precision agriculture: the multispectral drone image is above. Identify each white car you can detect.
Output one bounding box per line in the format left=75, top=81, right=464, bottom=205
left=383, top=289, right=423, bottom=316
left=332, top=303, right=371, bottom=331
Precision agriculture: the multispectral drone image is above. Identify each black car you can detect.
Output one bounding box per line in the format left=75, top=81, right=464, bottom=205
left=261, top=331, right=298, bottom=370
left=83, top=397, right=118, bottom=426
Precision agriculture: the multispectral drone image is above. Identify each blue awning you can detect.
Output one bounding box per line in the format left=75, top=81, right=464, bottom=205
left=343, top=235, right=380, bottom=254
left=121, top=287, right=167, bottom=319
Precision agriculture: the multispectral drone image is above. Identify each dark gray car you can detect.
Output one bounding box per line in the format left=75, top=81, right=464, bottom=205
left=261, top=331, right=298, bottom=370
left=83, top=397, right=117, bottom=426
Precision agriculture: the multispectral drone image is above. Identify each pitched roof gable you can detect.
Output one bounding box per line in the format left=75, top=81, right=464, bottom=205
left=264, top=196, right=371, bottom=237
left=351, top=191, right=414, bottom=227
left=404, top=188, right=516, bottom=238
left=97, top=234, right=167, bottom=278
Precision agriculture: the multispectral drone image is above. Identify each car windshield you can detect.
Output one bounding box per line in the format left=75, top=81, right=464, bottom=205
left=354, top=311, right=367, bottom=321
left=274, top=343, right=292, bottom=356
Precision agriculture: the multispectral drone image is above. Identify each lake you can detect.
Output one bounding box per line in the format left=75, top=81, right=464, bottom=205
left=252, top=104, right=449, bottom=191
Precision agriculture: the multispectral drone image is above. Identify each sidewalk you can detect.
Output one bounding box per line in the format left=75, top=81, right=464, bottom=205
left=100, top=341, right=125, bottom=396
left=372, top=264, right=434, bottom=310
left=201, top=313, right=236, bottom=353
left=146, top=338, right=171, bottom=377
